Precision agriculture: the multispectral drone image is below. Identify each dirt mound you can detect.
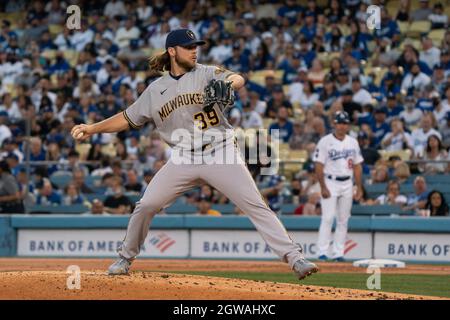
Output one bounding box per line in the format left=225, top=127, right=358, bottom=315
left=0, top=271, right=441, bottom=300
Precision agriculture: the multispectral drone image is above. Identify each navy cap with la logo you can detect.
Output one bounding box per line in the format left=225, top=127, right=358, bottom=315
left=165, top=29, right=206, bottom=49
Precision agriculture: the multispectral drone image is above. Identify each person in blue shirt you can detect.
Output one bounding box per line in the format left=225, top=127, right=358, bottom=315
left=278, top=0, right=303, bottom=24
left=36, top=178, right=62, bottom=205
left=300, top=11, right=317, bottom=42
left=47, top=51, right=71, bottom=75
left=282, top=53, right=303, bottom=85
left=260, top=174, right=286, bottom=216
left=385, top=93, right=404, bottom=123
left=371, top=107, right=391, bottom=148
left=86, top=49, right=103, bottom=75
left=298, top=38, right=316, bottom=69
left=374, top=7, right=400, bottom=45
left=268, top=106, right=294, bottom=143
left=0, top=20, right=18, bottom=49
left=223, top=42, right=250, bottom=73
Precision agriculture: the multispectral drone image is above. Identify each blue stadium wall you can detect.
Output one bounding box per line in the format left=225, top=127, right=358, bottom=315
left=1, top=215, right=450, bottom=263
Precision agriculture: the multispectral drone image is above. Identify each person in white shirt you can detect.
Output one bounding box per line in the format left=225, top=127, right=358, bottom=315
left=136, top=0, right=152, bottom=23
left=410, top=113, right=442, bottom=157
left=0, top=92, right=22, bottom=121
left=293, top=80, right=319, bottom=109
left=114, top=17, right=140, bottom=49
left=419, top=37, right=441, bottom=70
left=0, top=112, right=12, bottom=146
left=399, top=95, right=423, bottom=127
left=314, top=111, right=364, bottom=261
left=241, top=102, right=263, bottom=129
left=103, top=0, right=127, bottom=19
left=401, top=63, right=431, bottom=93
left=70, top=22, right=95, bottom=52
left=208, top=34, right=233, bottom=64
left=149, top=22, right=170, bottom=50
left=381, top=118, right=414, bottom=151
left=432, top=93, right=450, bottom=126
left=375, top=180, right=407, bottom=206
left=351, top=77, right=372, bottom=106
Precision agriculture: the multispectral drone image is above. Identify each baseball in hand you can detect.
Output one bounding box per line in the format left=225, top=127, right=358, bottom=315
left=75, top=131, right=84, bottom=139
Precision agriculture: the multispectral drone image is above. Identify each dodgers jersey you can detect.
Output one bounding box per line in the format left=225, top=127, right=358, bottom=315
left=313, top=134, right=364, bottom=176
left=123, top=63, right=236, bottom=150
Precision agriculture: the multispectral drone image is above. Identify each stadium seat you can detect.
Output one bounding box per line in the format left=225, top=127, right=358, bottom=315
left=27, top=204, right=89, bottom=214
left=379, top=149, right=412, bottom=161
left=165, top=204, right=198, bottom=214
left=75, top=143, right=91, bottom=160
left=351, top=204, right=414, bottom=216
left=211, top=204, right=235, bottom=214
left=48, top=24, right=64, bottom=36
left=398, top=21, right=410, bottom=34
left=281, top=203, right=297, bottom=215
left=407, top=21, right=431, bottom=38
left=428, top=29, right=446, bottom=45
left=49, top=172, right=73, bottom=189
left=41, top=50, right=57, bottom=60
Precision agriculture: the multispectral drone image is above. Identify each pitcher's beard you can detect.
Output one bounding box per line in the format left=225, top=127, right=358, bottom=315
left=175, top=55, right=195, bottom=71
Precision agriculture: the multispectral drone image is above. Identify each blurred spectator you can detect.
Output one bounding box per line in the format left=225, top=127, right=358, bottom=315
left=0, top=111, right=12, bottom=146
left=371, top=107, right=391, bottom=148
left=423, top=190, right=449, bottom=216
left=420, top=36, right=441, bottom=71
left=293, top=80, right=319, bottom=110
left=440, top=112, right=450, bottom=148
left=405, top=176, right=429, bottom=211
left=374, top=180, right=407, bottom=206
left=357, top=131, right=380, bottom=166
left=411, top=0, right=433, bottom=22
left=103, top=0, right=126, bottom=19
left=265, top=84, right=293, bottom=118
left=35, top=177, right=62, bottom=205
left=393, top=161, right=411, bottom=184
left=381, top=118, right=414, bottom=152
left=352, top=77, right=372, bottom=106
left=124, top=169, right=143, bottom=193
left=62, top=182, right=87, bottom=205
left=371, top=163, right=389, bottom=184
left=196, top=195, right=221, bottom=216
left=115, top=17, right=140, bottom=49
left=0, top=160, right=24, bottom=213
left=418, top=134, right=448, bottom=174
left=289, top=121, right=308, bottom=150
left=72, top=169, right=95, bottom=194
left=301, top=193, right=321, bottom=216
left=411, top=113, right=442, bottom=157
left=141, top=169, right=153, bottom=193
left=103, top=176, right=132, bottom=214
left=268, top=106, right=293, bottom=143
left=428, top=3, right=448, bottom=29
left=82, top=199, right=110, bottom=215
left=401, top=63, right=431, bottom=93
left=399, top=95, right=423, bottom=128
left=260, top=174, right=285, bottom=215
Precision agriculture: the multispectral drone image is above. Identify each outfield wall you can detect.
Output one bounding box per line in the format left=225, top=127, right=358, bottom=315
left=1, top=215, right=450, bottom=263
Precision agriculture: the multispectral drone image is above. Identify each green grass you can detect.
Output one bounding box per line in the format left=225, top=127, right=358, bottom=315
left=162, top=271, right=450, bottom=298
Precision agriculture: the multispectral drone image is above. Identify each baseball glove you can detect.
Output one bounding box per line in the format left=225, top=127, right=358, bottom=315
left=203, top=79, right=235, bottom=113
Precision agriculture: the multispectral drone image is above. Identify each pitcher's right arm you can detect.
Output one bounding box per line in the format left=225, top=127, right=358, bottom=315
left=71, top=112, right=130, bottom=142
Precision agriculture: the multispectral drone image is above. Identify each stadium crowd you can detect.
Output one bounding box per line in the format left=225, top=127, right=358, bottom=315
left=0, top=0, right=449, bottom=217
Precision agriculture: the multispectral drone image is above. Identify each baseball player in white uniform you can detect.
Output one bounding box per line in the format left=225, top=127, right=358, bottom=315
left=71, top=29, right=318, bottom=280
left=313, top=111, right=363, bottom=261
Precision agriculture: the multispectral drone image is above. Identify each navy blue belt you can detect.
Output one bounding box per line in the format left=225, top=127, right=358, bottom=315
left=326, top=175, right=351, bottom=181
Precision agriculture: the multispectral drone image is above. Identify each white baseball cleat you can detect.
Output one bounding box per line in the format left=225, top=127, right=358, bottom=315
left=292, top=258, right=319, bottom=280
left=107, top=257, right=132, bottom=275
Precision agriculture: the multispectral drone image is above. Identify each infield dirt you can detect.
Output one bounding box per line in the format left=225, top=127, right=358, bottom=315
left=0, top=258, right=448, bottom=300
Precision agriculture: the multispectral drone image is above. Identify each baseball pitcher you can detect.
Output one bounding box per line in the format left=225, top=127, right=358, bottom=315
left=313, top=111, right=364, bottom=261
left=71, top=29, right=318, bottom=280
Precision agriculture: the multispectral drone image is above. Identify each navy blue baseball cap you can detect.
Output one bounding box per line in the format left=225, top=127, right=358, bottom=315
left=165, top=29, right=206, bottom=49
left=334, top=111, right=350, bottom=124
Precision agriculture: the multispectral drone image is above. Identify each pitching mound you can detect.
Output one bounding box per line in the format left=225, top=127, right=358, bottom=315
left=0, top=270, right=441, bottom=300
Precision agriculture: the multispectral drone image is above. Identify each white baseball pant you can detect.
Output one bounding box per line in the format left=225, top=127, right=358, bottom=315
left=317, top=178, right=353, bottom=259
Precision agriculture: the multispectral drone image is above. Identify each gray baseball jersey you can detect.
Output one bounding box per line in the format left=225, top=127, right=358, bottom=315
left=123, top=63, right=235, bottom=149
left=116, top=63, right=307, bottom=271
